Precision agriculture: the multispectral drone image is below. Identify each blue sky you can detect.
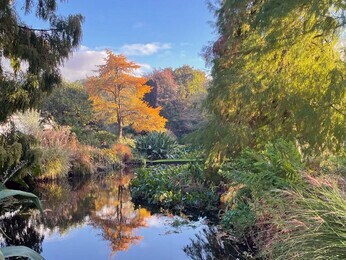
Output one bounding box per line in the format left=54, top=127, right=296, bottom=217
left=20, top=0, right=216, bottom=80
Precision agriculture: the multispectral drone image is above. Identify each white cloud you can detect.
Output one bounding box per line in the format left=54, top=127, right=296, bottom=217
left=59, top=46, right=153, bottom=81
left=60, top=46, right=107, bottom=81
left=119, top=42, right=171, bottom=56
left=134, top=63, right=153, bottom=76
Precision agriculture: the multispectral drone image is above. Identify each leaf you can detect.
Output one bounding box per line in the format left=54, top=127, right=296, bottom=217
left=0, top=188, right=44, bottom=214
left=0, top=246, right=45, bottom=260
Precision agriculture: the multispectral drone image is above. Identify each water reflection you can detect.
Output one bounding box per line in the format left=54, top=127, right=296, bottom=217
left=184, top=226, right=250, bottom=260
left=0, top=212, right=43, bottom=254
left=1, top=171, right=152, bottom=256
left=37, top=171, right=154, bottom=255
left=0, top=171, right=235, bottom=259
left=90, top=173, right=151, bottom=253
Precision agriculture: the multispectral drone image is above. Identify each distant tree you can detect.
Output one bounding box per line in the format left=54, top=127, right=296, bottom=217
left=148, top=68, right=179, bottom=103
left=0, top=0, right=83, bottom=122
left=85, top=51, right=167, bottom=139
left=173, top=65, right=207, bottom=99
left=147, top=66, right=208, bottom=137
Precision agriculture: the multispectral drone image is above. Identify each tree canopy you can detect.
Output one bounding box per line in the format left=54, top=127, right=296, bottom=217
left=0, top=0, right=83, bottom=122
left=201, top=0, right=346, bottom=162
left=85, top=50, right=167, bottom=139
left=147, top=66, right=208, bottom=137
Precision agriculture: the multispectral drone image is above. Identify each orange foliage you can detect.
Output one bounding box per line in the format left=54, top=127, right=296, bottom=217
left=91, top=175, right=151, bottom=254
left=112, top=143, right=133, bottom=163
left=85, top=50, right=167, bottom=139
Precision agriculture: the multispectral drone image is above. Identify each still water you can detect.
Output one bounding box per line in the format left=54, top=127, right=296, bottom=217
left=0, top=171, right=237, bottom=260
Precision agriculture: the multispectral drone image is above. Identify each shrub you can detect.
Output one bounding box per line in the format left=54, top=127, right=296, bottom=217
left=102, top=143, right=133, bottom=164
left=218, top=140, right=304, bottom=255
left=40, top=146, right=71, bottom=179
left=131, top=164, right=219, bottom=216
left=14, top=109, right=43, bottom=137
left=0, top=127, right=41, bottom=183
left=222, top=202, right=256, bottom=238
left=135, top=131, right=182, bottom=160
left=74, top=129, right=117, bottom=148
left=220, top=139, right=303, bottom=198
left=38, top=127, right=95, bottom=179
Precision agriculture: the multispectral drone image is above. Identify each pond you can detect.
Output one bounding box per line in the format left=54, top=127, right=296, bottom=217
left=0, top=170, right=242, bottom=260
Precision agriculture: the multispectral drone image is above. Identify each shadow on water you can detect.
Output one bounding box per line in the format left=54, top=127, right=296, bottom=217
left=0, top=169, right=247, bottom=259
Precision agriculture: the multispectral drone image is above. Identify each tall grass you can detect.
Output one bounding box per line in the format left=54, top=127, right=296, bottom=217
left=266, top=177, right=346, bottom=260
left=39, top=127, right=96, bottom=179
left=14, top=110, right=96, bottom=179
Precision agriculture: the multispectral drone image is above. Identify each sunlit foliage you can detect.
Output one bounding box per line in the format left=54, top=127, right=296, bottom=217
left=202, top=0, right=346, bottom=161
left=85, top=51, right=167, bottom=139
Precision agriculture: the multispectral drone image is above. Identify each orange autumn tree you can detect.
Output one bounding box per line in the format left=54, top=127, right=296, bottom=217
left=85, top=50, right=167, bottom=139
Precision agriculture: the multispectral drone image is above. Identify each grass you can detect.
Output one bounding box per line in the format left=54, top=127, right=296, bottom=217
left=267, top=179, right=346, bottom=260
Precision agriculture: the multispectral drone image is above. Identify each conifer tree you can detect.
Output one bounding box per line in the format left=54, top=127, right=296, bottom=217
left=0, top=0, right=83, bottom=122
left=202, top=0, right=346, bottom=161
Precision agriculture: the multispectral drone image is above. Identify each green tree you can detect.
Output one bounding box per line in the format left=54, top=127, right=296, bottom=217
left=0, top=0, right=83, bottom=122
left=202, top=0, right=346, bottom=161
left=41, top=81, right=94, bottom=129
left=173, top=65, right=207, bottom=99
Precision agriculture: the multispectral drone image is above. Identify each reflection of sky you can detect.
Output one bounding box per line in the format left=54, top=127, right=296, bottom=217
left=41, top=214, right=206, bottom=260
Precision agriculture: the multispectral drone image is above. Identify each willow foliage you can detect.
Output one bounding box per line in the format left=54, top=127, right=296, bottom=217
left=203, top=0, right=346, bottom=161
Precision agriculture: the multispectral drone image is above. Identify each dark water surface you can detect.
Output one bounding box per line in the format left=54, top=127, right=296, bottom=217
left=0, top=171, right=238, bottom=260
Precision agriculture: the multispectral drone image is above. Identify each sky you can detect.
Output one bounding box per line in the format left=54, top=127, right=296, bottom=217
left=20, top=0, right=216, bottom=81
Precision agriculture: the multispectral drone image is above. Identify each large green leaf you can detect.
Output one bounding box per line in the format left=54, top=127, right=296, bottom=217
left=0, top=246, right=45, bottom=260
left=0, top=188, right=43, bottom=214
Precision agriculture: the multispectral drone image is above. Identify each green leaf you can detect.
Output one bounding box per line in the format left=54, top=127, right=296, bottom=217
left=0, top=246, right=45, bottom=260
left=0, top=188, right=44, bottom=214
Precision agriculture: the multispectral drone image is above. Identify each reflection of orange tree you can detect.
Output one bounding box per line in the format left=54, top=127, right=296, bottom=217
left=90, top=173, right=151, bottom=254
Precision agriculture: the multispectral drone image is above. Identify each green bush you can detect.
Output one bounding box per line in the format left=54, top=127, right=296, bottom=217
left=222, top=202, right=256, bottom=238
left=0, top=128, right=41, bottom=184
left=74, top=129, right=117, bottom=148
left=135, top=131, right=183, bottom=160
left=220, top=139, right=303, bottom=196
left=219, top=140, right=303, bottom=249
left=131, top=164, right=219, bottom=215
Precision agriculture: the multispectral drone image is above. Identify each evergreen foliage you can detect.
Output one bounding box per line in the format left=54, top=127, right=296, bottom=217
left=0, top=0, right=83, bottom=122
left=202, top=0, right=346, bottom=161
left=41, top=81, right=93, bottom=128
left=0, top=127, right=41, bottom=184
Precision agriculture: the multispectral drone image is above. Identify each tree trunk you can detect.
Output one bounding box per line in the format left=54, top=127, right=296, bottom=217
left=117, top=120, right=123, bottom=140
left=117, top=114, right=123, bottom=140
